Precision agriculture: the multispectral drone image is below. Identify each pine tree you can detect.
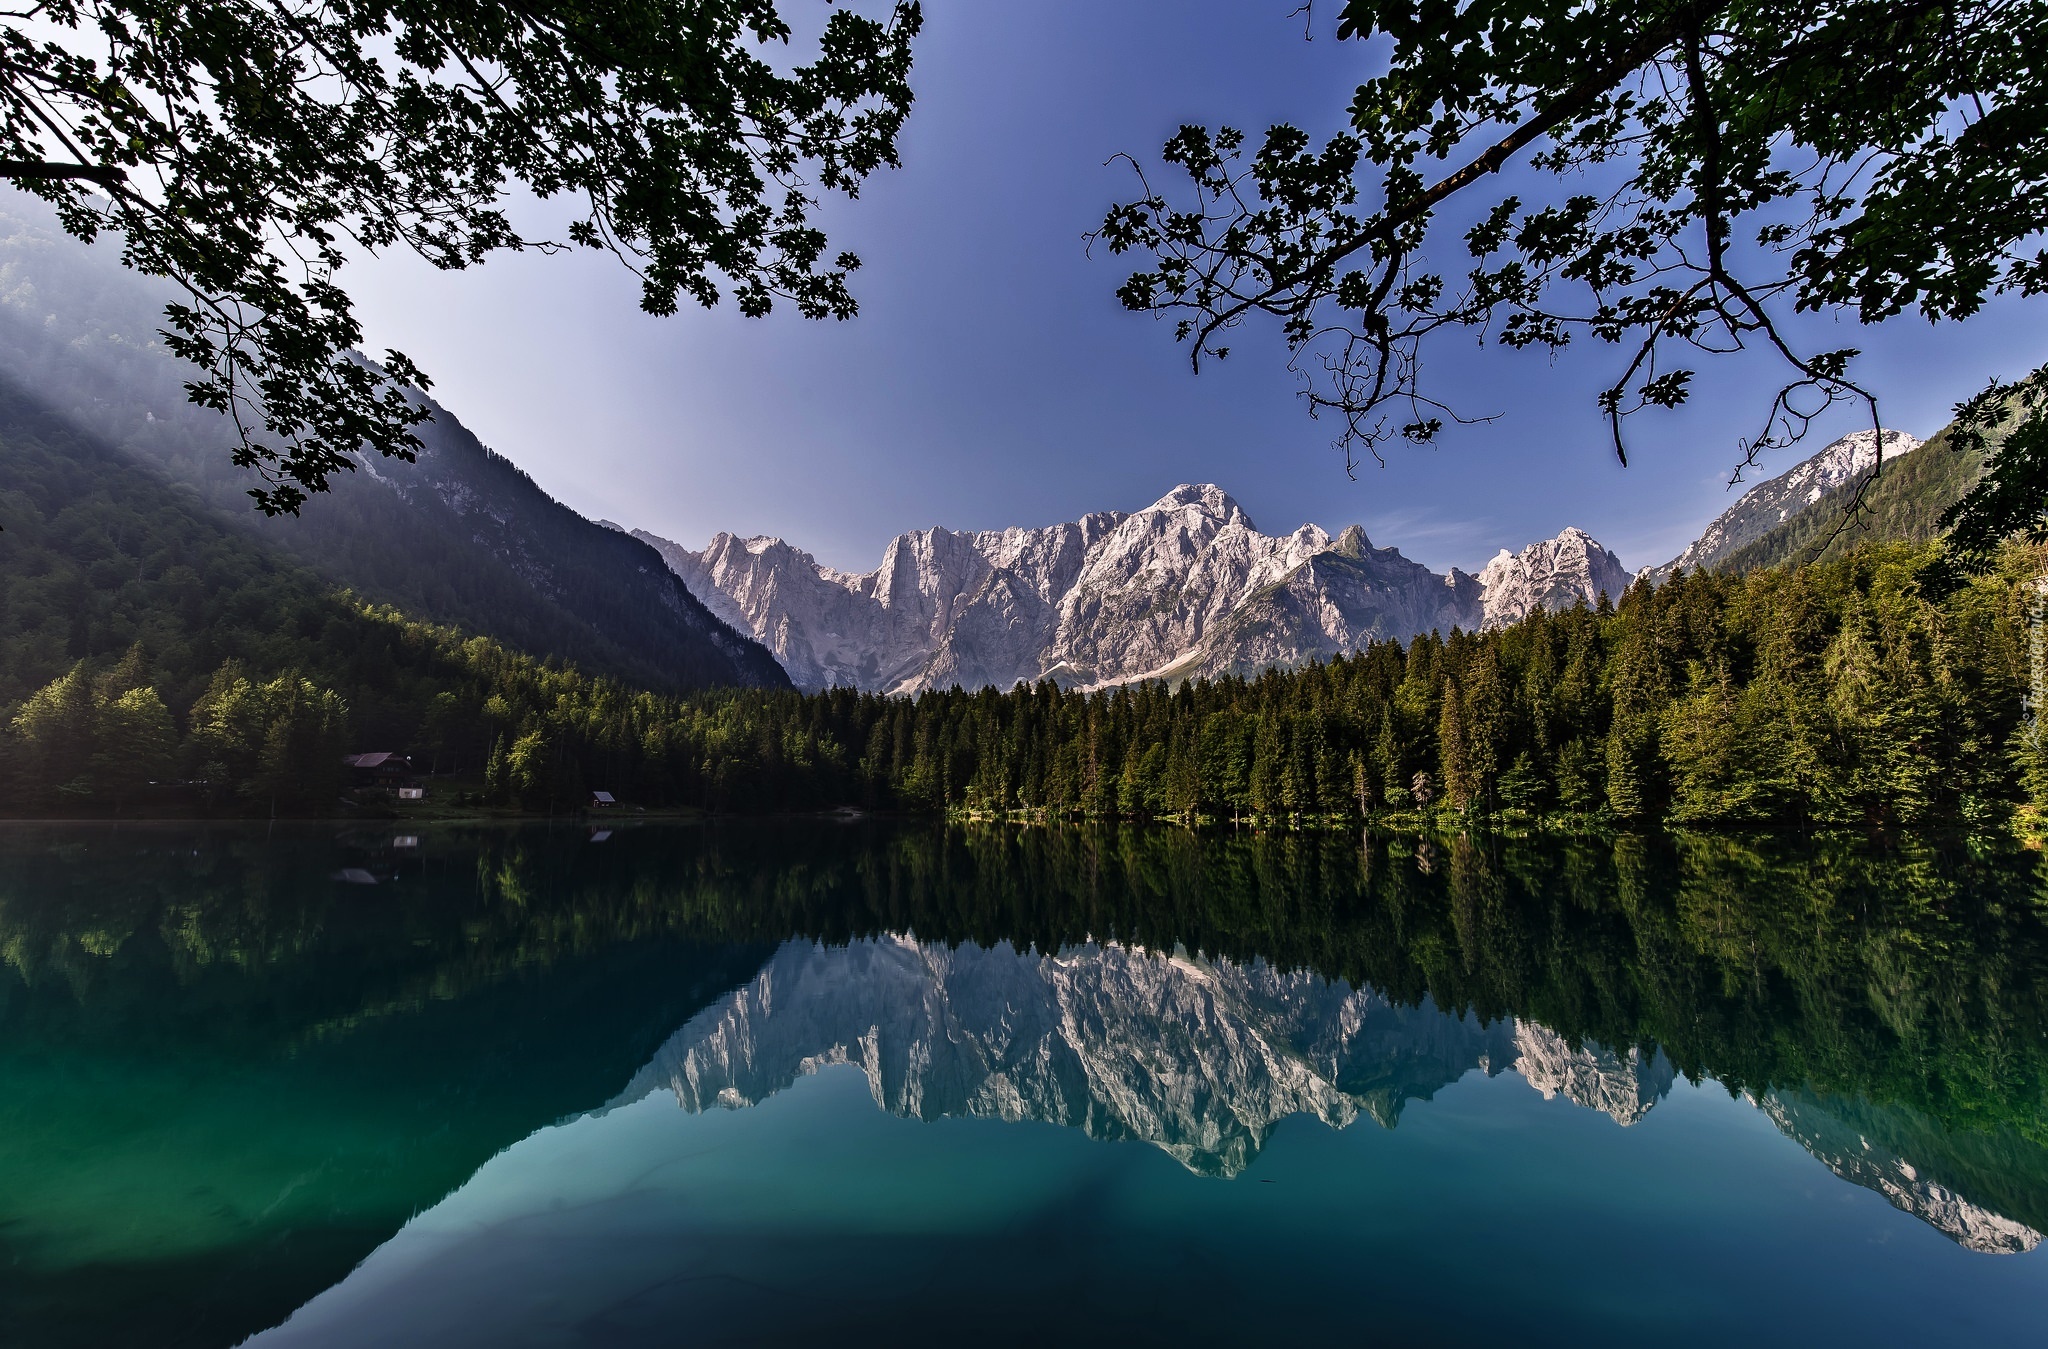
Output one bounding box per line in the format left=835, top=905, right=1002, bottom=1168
left=1438, top=679, right=1474, bottom=810
left=1463, top=648, right=1509, bottom=811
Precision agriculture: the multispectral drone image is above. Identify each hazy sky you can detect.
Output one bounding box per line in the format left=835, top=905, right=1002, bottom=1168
left=342, top=0, right=2047, bottom=576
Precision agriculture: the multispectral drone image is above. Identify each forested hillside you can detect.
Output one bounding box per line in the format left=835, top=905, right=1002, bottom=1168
left=0, top=197, right=786, bottom=693
left=0, top=385, right=548, bottom=810
left=1718, top=425, right=1988, bottom=574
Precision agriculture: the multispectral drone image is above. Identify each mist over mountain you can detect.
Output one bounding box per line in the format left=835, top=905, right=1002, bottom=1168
left=0, top=194, right=785, bottom=693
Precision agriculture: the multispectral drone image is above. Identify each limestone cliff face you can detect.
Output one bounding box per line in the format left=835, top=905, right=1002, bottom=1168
left=1476, top=527, right=1633, bottom=628
left=1043, top=485, right=1338, bottom=687
left=1174, top=525, right=1486, bottom=680
left=611, top=935, right=1671, bottom=1177
left=639, top=511, right=1125, bottom=693
left=641, top=488, right=1624, bottom=692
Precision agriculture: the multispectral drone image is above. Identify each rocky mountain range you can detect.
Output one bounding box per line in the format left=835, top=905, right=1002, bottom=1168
left=0, top=188, right=1943, bottom=701
left=640, top=424, right=1931, bottom=694
left=637, top=485, right=1630, bottom=693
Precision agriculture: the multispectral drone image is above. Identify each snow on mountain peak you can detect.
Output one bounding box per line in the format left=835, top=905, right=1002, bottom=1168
left=1476, top=528, right=1631, bottom=628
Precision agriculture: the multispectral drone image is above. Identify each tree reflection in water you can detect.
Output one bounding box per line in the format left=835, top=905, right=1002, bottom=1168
left=2, top=820, right=2046, bottom=1346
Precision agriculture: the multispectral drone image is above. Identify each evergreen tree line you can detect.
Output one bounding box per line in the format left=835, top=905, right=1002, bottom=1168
left=6, top=539, right=2043, bottom=827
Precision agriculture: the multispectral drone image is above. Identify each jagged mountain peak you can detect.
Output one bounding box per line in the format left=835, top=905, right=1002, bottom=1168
left=1475, top=527, right=1631, bottom=629
left=644, top=487, right=1645, bottom=692
left=1142, top=482, right=1252, bottom=528
left=1330, top=523, right=1371, bottom=556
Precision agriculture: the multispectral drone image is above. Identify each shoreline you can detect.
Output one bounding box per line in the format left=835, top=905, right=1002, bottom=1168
left=0, top=808, right=2035, bottom=848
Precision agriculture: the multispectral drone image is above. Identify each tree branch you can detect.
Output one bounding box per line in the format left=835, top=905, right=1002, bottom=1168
left=1190, top=4, right=1713, bottom=364
left=0, top=158, right=125, bottom=185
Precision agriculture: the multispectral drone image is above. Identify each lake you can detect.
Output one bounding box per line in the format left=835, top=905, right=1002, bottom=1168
left=4, top=820, right=2047, bottom=1346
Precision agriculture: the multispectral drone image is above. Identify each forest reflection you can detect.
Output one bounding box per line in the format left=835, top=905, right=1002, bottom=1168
left=4, top=821, right=2047, bottom=1345
left=6, top=821, right=2048, bottom=1145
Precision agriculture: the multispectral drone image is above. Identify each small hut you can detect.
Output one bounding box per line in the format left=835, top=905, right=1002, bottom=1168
left=344, top=752, right=414, bottom=785
left=590, top=790, right=617, bottom=809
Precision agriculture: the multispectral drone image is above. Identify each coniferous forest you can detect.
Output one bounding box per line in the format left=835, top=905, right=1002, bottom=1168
left=7, top=509, right=2041, bottom=829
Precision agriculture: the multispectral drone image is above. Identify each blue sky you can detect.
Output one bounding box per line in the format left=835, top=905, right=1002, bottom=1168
left=342, top=0, right=2048, bottom=576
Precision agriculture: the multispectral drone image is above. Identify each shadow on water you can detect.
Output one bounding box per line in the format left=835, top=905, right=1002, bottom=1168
left=2, top=820, right=2047, bottom=1344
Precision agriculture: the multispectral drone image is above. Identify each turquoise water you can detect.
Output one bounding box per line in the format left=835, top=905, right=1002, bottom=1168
left=5, top=822, right=2048, bottom=1345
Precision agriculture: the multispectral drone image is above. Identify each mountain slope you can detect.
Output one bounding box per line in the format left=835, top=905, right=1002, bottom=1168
left=0, top=377, right=534, bottom=756
left=1713, top=422, right=1986, bottom=574
left=646, top=490, right=1628, bottom=693
left=1643, top=429, right=1926, bottom=582
left=0, top=194, right=786, bottom=693
left=1175, top=526, right=1483, bottom=680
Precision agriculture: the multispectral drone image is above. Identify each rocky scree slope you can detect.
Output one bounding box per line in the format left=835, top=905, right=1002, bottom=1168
left=641, top=485, right=1629, bottom=693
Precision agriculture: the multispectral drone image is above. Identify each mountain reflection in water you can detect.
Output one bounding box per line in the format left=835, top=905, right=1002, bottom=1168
left=619, top=933, right=2030, bottom=1252
left=3, top=820, right=2048, bottom=1347
left=620, top=935, right=1674, bottom=1172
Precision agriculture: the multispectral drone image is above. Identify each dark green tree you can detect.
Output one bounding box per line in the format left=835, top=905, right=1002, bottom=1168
left=7, top=662, right=98, bottom=806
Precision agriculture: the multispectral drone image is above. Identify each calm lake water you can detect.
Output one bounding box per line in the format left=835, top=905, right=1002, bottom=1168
left=4, top=820, right=2048, bottom=1346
